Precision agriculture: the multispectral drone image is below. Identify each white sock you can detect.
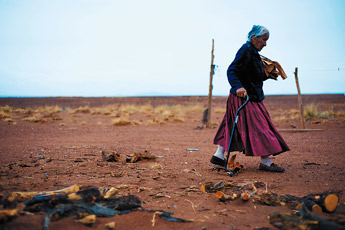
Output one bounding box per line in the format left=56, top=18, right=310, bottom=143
left=260, top=156, right=272, bottom=166
left=214, top=145, right=225, bottom=160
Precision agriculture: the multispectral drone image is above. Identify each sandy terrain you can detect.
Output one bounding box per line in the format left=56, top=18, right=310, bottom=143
left=0, top=94, right=344, bottom=230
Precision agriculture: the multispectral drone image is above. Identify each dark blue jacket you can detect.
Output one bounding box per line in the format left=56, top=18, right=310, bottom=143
left=227, top=42, right=268, bottom=102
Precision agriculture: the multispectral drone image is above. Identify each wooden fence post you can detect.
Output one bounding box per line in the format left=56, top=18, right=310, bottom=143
left=294, top=67, right=305, bottom=129
left=206, top=39, right=215, bottom=128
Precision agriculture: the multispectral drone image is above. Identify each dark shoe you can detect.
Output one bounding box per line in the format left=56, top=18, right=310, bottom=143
left=259, top=163, right=285, bottom=173
left=210, top=156, right=225, bottom=167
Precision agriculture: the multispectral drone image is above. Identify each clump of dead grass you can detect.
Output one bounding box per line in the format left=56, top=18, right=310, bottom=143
left=119, top=104, right=139, bottom=115
left=1, top=105, right=12, bottom=113
left=152, top=104, right=187, bottom=122
left=36, top=105, right=62, bottom=114
left=91, top=105, right=116, bottom=115
left=71, top=106, right=91, bottom=114
left=145, top=118, right=166, bottom=125
left=0, top=111, right=10, bottom=119
left=23, top=116, right=47, bottom=123
left=0, top=105, right=12, bottom=120
left=303, top=103, right=337, bottom=119
left=150, top=163, right=163, bottom=170
left=0, top=103, right=225, bottom=126
left=138, top=104, right=154, bottom=113
left=4, top=118, right=13, bottom=123
left=273, top=115, right=290, bottom=123
left=214, top=107, right=226, bottom=114
left=272, top=103, right=345, bottom=123
left=184, top=105, right=204, bottom=113
left=111, top=116, right=142, bottom=126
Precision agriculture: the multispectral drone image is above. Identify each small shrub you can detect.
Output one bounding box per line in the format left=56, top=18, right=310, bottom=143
left=0, top=111, right=10, bottom=119
left=72, top=106, right=91, bottom=114
left=336, top=111, right=345, bottom=119
left=185, top=105, right=204, bottom=113
left=150, top=163, right=163, bottom=170
left=23, top=116, right=40, bottom=122
left=288, top=109, right=300, bottom=120
left=37, top=106, right=62, bottom=114
left=214, top=107, right=226, bottom=114
left=119, top=104, right=138, bottom=114
left=145, top=118, right=166, bottom=125
left=303, top=103, right=336, bottom=119
left=111, top=117, right=132, bottom=126
left=273, top=116, right=289, bottom=123
left=25, top=108, right=34, bottom=115
left=1, top=105, right=11, bottom=113
left=304, top=104, right=319, bottom=119
left=91, top=108, right=102, bottom=115
left=138, top=104, right=153, bottom=114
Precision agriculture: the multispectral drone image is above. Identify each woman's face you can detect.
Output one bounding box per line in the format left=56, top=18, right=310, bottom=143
left=251, top=33, right=269, bottom=51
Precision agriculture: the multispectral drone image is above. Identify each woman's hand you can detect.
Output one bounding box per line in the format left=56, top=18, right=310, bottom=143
left=236, top=87, right=247, bottom=98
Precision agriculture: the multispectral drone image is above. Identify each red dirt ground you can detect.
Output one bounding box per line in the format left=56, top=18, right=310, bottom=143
left=0, top=94, right=344, bottom=230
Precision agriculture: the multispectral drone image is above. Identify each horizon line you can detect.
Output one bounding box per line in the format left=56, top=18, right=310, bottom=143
left=0, top=93, right=344, bottom=98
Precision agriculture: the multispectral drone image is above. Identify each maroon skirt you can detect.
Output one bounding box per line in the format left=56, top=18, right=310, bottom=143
left=213, top=93, right=290, bottom=157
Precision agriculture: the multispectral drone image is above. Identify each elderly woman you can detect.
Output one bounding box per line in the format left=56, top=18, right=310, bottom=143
left=210, top=25, right=289, bottom=172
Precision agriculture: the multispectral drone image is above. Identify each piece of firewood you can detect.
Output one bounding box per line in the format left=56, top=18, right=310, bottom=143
left=296, top=200, right=322, bottom=214
left=11, top=184, right=80, bottom=201
left=303, top=191, right=339, bottom=213
left=76, top=214, right=96, bottom=225
left=215, top=184, right=257, bottom=202
left=105, top=221, right=116, bottom=229
left=201, top=181, right=225, bottom=193
left=103, top=187, right=118, bottom=199
left=101, top=151, right=121, bottom=162
left=269, top=203, right=341, bottom=230
left=215, top=191, right=238, bottom=201
left=0, top=209, right=19, bottom=223
left=126, top=150, right=156, bottom=163
left=241, top=189, right=257, bottom=201
left=261, top=55, right=288, bottom=80
left=227, top=154, right=243, bottom=173
left=259, top=191, right=339, bottom=214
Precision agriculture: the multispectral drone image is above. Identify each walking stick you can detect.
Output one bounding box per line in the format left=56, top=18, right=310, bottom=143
left=213, top=95, right=249, bottom=176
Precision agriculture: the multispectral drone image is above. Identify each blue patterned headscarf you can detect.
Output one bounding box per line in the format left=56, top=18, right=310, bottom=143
left=247, top=25, right=269, bottom=42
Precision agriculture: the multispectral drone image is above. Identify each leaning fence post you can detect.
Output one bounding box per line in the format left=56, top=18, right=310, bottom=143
left=206, top=39, right=215, bottom=128
left=294, top=67, right=305, bottom=129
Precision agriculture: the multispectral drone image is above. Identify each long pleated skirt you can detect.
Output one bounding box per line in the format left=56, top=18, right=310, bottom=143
left=213, top=93, right=290, bottom=156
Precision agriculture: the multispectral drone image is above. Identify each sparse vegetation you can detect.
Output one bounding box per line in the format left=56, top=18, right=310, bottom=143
left=71, top=106, right=91, bottom=114
left=303, top=103, right=339, bottom=119
left=0, top=111, right=10, bottom=119
left=111, top=117, right=141, bottom=126
left=2, top=102, right=343, bottom=126
left=214, top=107, right=226, bottom=114
left=271, top=103, right=345, bottom=123
left=4, top=118, right=13, bottom=123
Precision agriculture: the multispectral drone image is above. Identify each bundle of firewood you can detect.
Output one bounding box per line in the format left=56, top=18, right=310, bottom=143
left=1, top=185, right=191, bottom=229
left=261, top=55, right=288, bottom=80
left=258, top=190, right=340, bottom=214
left=269, top=203, right=344, bottom=230
left=126, top=150, right=157, bottom=163
left=201, top=181, right=257, bottom=202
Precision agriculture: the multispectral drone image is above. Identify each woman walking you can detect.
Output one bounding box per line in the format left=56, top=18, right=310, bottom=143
left=210, top=25, right=290, bottom=172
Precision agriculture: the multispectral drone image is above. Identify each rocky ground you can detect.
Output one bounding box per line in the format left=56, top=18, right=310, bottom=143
left=0, top=94, right=344, bottom=230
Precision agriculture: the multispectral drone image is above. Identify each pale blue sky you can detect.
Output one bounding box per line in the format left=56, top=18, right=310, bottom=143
left=0, top=0, right=344, bottom=97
